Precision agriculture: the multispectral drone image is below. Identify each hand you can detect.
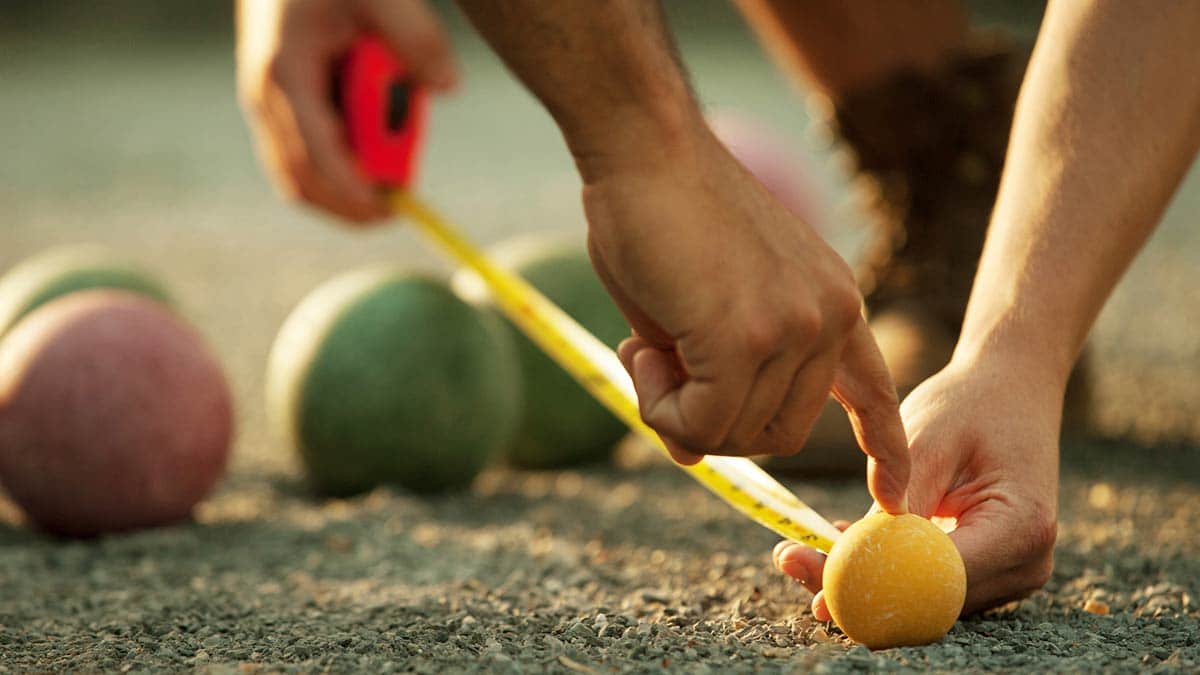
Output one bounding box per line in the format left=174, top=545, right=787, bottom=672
left=773, top=350, right=1062, bottom=617
left=236, top=0, right=458, bottom=222
left=592, top=123, right=909, bottom=513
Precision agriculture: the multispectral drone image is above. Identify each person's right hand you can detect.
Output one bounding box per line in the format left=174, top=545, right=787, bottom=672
left=592, top=122, right=910, bottom=513
left=236, top=0, right=458, bottom=222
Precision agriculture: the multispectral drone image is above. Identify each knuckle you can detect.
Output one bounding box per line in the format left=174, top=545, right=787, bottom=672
left=263, top=54, right=293, bottom=89
left=1028, top=506, right=1059, bottom=556
left=785, top=303, right=822, bottom=343
left=871, top=377, right=902, bottom=410
left=716, top=433, right=757, bottom=457
left=853, top=387, right=900, bottom=427
left=772, top=426, right=811, bottom=457
left=408, top=31, right=449, bottom=63
left=756, top=415, right=807, bottom=454
left=713, top=444, right=745, bottom=457
left=673, top=418, right=726, bottom=453
left=740, top=319, right=784, bottom=359
left=829, top=279, right=864, bottom=334
left=837, top=299, right=863, bottom=336
left=682, top=429, right=723, bottom=453
left=640, top=407, right=720, bottom=452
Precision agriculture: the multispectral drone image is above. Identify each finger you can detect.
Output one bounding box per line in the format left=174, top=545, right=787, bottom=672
left=773, top=517, right=851, bottom=586
left=719, top=347, right=804, bottom=455
left=663, top=437, right=704, bottom=466
left=830, top=316, right=910, bottom=514
left=630, top=347, right=724, bottom=459
left=772, top=539, right=791, bottom=568
left=775, top=542, right=826, bottom=590
left=285, top=76, right=390, bottom=222
left=365, top=0, right=459, bottom=91
left=812, top=591, right=832, bottom=622
left=617, top=336, right=651, bottom=375
left=617, top=335, right=701, bottom=465
left=258, top=70, right=387, bottom=223
left=759, top=351, right=839, bottom=456
left=630, top=332, right=757, bottom=453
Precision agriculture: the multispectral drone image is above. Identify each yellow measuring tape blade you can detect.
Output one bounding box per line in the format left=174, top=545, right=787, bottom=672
left=393, top=192, right=842, bottom=553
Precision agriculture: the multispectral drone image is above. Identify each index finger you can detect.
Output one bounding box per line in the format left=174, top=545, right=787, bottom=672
left=830, top=317, right=910, bottom=514
left=287, top=75, right=390, bottom=222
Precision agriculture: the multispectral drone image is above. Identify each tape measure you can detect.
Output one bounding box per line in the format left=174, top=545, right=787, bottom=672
left=340, top=36, right=842, bottom=553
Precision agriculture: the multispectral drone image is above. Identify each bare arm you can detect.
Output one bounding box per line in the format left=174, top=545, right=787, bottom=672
left=455, top=1, right=695, bottom=179
left=959, top=0, right=1200, bottom=379
left=456, top=0, right=911, bottom=511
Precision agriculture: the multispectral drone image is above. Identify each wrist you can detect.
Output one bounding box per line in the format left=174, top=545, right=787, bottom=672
left=560, top=87, right=709, bottom=184
left=950, top=315, right=1075, bottom=396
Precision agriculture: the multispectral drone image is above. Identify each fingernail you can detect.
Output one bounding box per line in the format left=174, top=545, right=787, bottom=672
left=772, top=541, right=791, bottom=569
left=813, top=595, right=831, bottom=622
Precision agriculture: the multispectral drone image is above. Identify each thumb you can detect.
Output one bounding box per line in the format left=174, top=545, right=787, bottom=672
left=362, top=0, right=459, bottom=91
left=830, top=316, right=910, bottom=514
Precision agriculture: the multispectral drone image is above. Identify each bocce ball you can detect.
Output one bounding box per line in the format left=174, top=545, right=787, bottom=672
left=0, top=290, right=233, bottom=536
left=823, top=513, right=967, bottom=649
left=0, top=244, right=171, bottom=337
left=453, top=235, right=629, bottom=469
left=266, top=268, right=521, bottom=496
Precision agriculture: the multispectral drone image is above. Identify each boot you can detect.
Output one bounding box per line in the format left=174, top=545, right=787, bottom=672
left=772, top=36, right=1093, bottom=476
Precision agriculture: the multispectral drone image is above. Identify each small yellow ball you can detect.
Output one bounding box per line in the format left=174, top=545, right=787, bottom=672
left=823, top=513, right=966, bottom=649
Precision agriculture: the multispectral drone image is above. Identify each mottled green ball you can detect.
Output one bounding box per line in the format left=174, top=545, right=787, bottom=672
left=455, top=235, right=629, bottom=468
left=268, top=269, right=521, bottom=496
left=0, top=245, right=171, bottom=336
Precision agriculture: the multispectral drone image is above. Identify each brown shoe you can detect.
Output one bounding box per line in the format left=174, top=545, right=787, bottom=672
left=771, top=36, right=1092, bottom=476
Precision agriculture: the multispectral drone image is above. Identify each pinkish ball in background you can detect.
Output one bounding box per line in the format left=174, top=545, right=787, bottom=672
left=708, top=110, right=827, bottom=235
left=0, top=290, right=232, bottom=537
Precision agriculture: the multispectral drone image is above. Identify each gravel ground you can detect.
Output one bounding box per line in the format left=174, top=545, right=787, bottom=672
left=1, top=441, right=1197, bottom=672
left=2, top=6, right=1199, bottom=672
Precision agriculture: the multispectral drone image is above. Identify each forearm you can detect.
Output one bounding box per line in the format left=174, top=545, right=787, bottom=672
left=455, top=0, right=703, bottom=179
left=958, top=0, right=1200, bottom=385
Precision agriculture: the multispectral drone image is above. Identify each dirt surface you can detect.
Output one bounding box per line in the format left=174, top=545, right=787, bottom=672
left=1, top=442, right=1198, bottom=672
left=2, top=6, right=1199, bottom=672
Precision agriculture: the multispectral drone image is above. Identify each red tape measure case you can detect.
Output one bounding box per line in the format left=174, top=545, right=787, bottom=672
left=338, top=36, right=429, bottom=189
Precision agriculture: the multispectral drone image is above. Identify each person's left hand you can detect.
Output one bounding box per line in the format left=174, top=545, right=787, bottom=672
left=236, top=0, right=458, bottom=222
left=772, top=350, right=1063, bottom=618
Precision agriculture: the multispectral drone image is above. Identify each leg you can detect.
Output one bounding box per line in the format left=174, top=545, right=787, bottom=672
left=735, top=1, right=1094, bottom=473
left=734, top=0, right=968, bottom=101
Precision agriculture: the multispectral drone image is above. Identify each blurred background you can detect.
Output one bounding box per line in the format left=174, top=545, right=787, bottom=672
left=1, top=3, right=1198, bottom=670
left=1, top=0, right=1197, bottom=482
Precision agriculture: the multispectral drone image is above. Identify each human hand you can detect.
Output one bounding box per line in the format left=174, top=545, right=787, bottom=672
left=236, top=0, right=457, bottom=222
left=773, top=349, right=1062, bottom=618
left=589, top=122, right=909, bottom=513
